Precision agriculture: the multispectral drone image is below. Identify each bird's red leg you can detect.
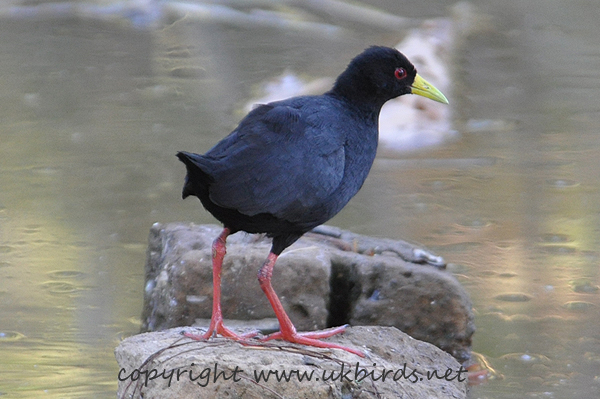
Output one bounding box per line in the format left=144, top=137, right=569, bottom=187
left=184, top=228, right=257, bottom=341
left=258, top=252, right=365, bottom=357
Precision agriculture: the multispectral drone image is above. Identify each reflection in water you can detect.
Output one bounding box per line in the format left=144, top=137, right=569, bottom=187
left=0, top=1, right=599, bottom=398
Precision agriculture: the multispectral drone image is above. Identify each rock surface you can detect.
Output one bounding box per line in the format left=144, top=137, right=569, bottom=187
left=141, top=222, right=474, bottom=362
left=116, top=326, right=468, bottom=399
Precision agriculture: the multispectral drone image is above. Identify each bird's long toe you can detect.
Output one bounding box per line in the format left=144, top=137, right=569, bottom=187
left=261, top=325, right=364, bottom=357
left=292, top=325, right=348, bottom=339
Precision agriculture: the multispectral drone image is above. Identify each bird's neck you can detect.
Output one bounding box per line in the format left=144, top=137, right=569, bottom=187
left=327, top=73, right=386, bottom=122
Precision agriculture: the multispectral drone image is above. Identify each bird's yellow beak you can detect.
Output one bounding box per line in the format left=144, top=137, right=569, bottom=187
left=410, top=74, right=449, bottom=104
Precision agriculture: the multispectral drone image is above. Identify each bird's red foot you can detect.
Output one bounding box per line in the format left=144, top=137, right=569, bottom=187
left=261, top=325, right=365, bottom=357
left=184, top=316, right=258, bottom=341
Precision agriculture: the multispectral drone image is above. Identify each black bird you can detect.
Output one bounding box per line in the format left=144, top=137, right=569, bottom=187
left=177, top=46, right=448, bottom=356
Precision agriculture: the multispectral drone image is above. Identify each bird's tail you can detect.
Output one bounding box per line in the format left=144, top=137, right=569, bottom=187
left=176, top=151, right=213, bottom=199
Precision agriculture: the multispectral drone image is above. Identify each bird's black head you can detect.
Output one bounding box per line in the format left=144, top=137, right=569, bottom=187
left=330, top=46, right=448, bottom=112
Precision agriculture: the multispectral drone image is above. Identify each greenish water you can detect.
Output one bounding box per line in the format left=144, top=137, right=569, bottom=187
left=1, top=1, right=599, bottom=398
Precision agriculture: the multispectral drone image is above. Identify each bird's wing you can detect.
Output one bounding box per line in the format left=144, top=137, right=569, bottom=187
left=205, top=99, right=347, bottom=223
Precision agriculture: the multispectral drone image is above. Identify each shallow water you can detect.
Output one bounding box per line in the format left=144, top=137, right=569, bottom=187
left=1, top=1, right=599, bottom=398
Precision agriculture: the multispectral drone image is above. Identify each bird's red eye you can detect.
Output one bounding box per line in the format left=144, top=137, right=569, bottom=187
left=394, top=67, right=407, bottom=80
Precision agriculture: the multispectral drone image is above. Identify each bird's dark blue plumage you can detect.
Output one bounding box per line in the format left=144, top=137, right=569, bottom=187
left=179, top=93, right=376, bottom=231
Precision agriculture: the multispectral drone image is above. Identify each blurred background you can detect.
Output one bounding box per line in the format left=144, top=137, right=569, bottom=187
left=1, top=0, right=599, bottom=398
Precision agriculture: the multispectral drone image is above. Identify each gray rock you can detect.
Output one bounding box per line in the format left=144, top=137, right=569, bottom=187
left=116, top=326, right=468, bottom=399
left=346, top=253, right=473, bottom=362
left=141, top=222, right=474, bottom=362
